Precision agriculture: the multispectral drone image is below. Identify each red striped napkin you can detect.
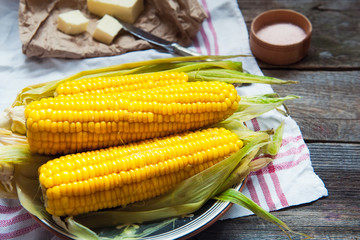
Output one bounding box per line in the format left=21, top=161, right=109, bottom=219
left=0, top=199, right=58, bottom=239
left=191, top=0, right=328, bottom=219
left=0, top=0, right=327, bottom=239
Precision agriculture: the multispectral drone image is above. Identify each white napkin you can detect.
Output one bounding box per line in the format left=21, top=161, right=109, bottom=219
left=0, top=0, right=327, bottom=239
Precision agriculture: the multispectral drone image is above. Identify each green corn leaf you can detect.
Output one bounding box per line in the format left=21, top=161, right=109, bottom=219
left=187, top=69, right=297, bottom=84
left=266, top=120, right=285, bottom=155
left=214, top=189, right=312, bottom=239
left=233, top=94, right=300, bottom=122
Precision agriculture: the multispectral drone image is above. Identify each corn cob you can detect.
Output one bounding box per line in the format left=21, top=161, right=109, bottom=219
left=25, top=81, right=240, bottom=155
left=55, top=72, right=188, bottom=96
left=38, top=127, right=243, bottom=216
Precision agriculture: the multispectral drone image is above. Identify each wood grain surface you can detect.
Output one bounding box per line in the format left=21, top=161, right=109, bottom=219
left=270, top=70, right=360, bottom=142
left=190, top=0, right=360, bottom=239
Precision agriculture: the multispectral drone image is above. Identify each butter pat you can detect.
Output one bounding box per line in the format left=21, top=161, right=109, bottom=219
left=87, top=0, right=144, bottom=23
left=57, top=10, right=89, bottom=35
left=93, top=14, right=122, bottom=44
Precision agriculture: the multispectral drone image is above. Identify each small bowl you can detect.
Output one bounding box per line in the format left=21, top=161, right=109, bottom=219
left=250, top=9, right=312, bottom=65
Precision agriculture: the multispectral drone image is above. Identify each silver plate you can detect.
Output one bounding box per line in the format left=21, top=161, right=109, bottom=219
left=33, top=180, right=245, bottom=239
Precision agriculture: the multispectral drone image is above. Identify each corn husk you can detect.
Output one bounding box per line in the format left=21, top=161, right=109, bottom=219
left=0, top=145, right=51, bottom=198
left=266, top=120, right=285, bottom=155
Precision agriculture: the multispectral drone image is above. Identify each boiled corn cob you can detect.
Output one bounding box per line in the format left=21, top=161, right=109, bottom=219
left=38, top=127, right=243, bottom=216
left=56, top=72, right=188, bottom=96
left=25, top=81, right=240, bottom=155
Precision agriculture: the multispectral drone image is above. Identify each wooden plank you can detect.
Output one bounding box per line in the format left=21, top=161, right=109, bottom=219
left=238, top=0, right=360, bottom=69
left=266, top=70, right=360, bottom=142
left=190, top=143, right=360, bottom=239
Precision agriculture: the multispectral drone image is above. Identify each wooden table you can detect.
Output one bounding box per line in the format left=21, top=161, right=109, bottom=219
left=191, top=0, right=360, bottom=239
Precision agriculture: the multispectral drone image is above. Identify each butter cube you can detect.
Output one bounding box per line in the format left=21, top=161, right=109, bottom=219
left=87, top=0, right=144, bottom=23
left=57, top=10, right=89, bottom=35
left=93, top=14, right=122, bottom=44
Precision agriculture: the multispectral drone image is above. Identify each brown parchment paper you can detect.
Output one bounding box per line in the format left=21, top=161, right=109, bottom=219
left=18, top=0, right=207, bottom=59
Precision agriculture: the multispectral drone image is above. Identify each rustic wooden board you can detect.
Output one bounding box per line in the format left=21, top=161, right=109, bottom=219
left=238, top=0, right=360, bottom=69
left=268, top=70, right=360, bottom=142
left=190, top=143, right=360, bottom=239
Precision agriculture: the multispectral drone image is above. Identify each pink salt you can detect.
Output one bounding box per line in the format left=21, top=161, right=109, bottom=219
left=256, top=23, right=306, bottom=45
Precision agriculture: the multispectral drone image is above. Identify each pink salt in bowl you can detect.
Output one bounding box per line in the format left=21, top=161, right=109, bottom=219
left=250, top=9, right=312, bottom=65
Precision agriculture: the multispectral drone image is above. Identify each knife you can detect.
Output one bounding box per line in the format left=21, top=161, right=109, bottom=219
left=118, top=20, right=201, bottom=57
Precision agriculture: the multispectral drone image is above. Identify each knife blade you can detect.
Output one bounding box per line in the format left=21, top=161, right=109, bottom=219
left=118, top=20, right=201, bottom=57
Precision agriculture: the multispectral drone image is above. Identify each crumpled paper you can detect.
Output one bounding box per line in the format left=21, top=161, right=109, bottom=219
left=18, top=0, right=207, bottom=59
